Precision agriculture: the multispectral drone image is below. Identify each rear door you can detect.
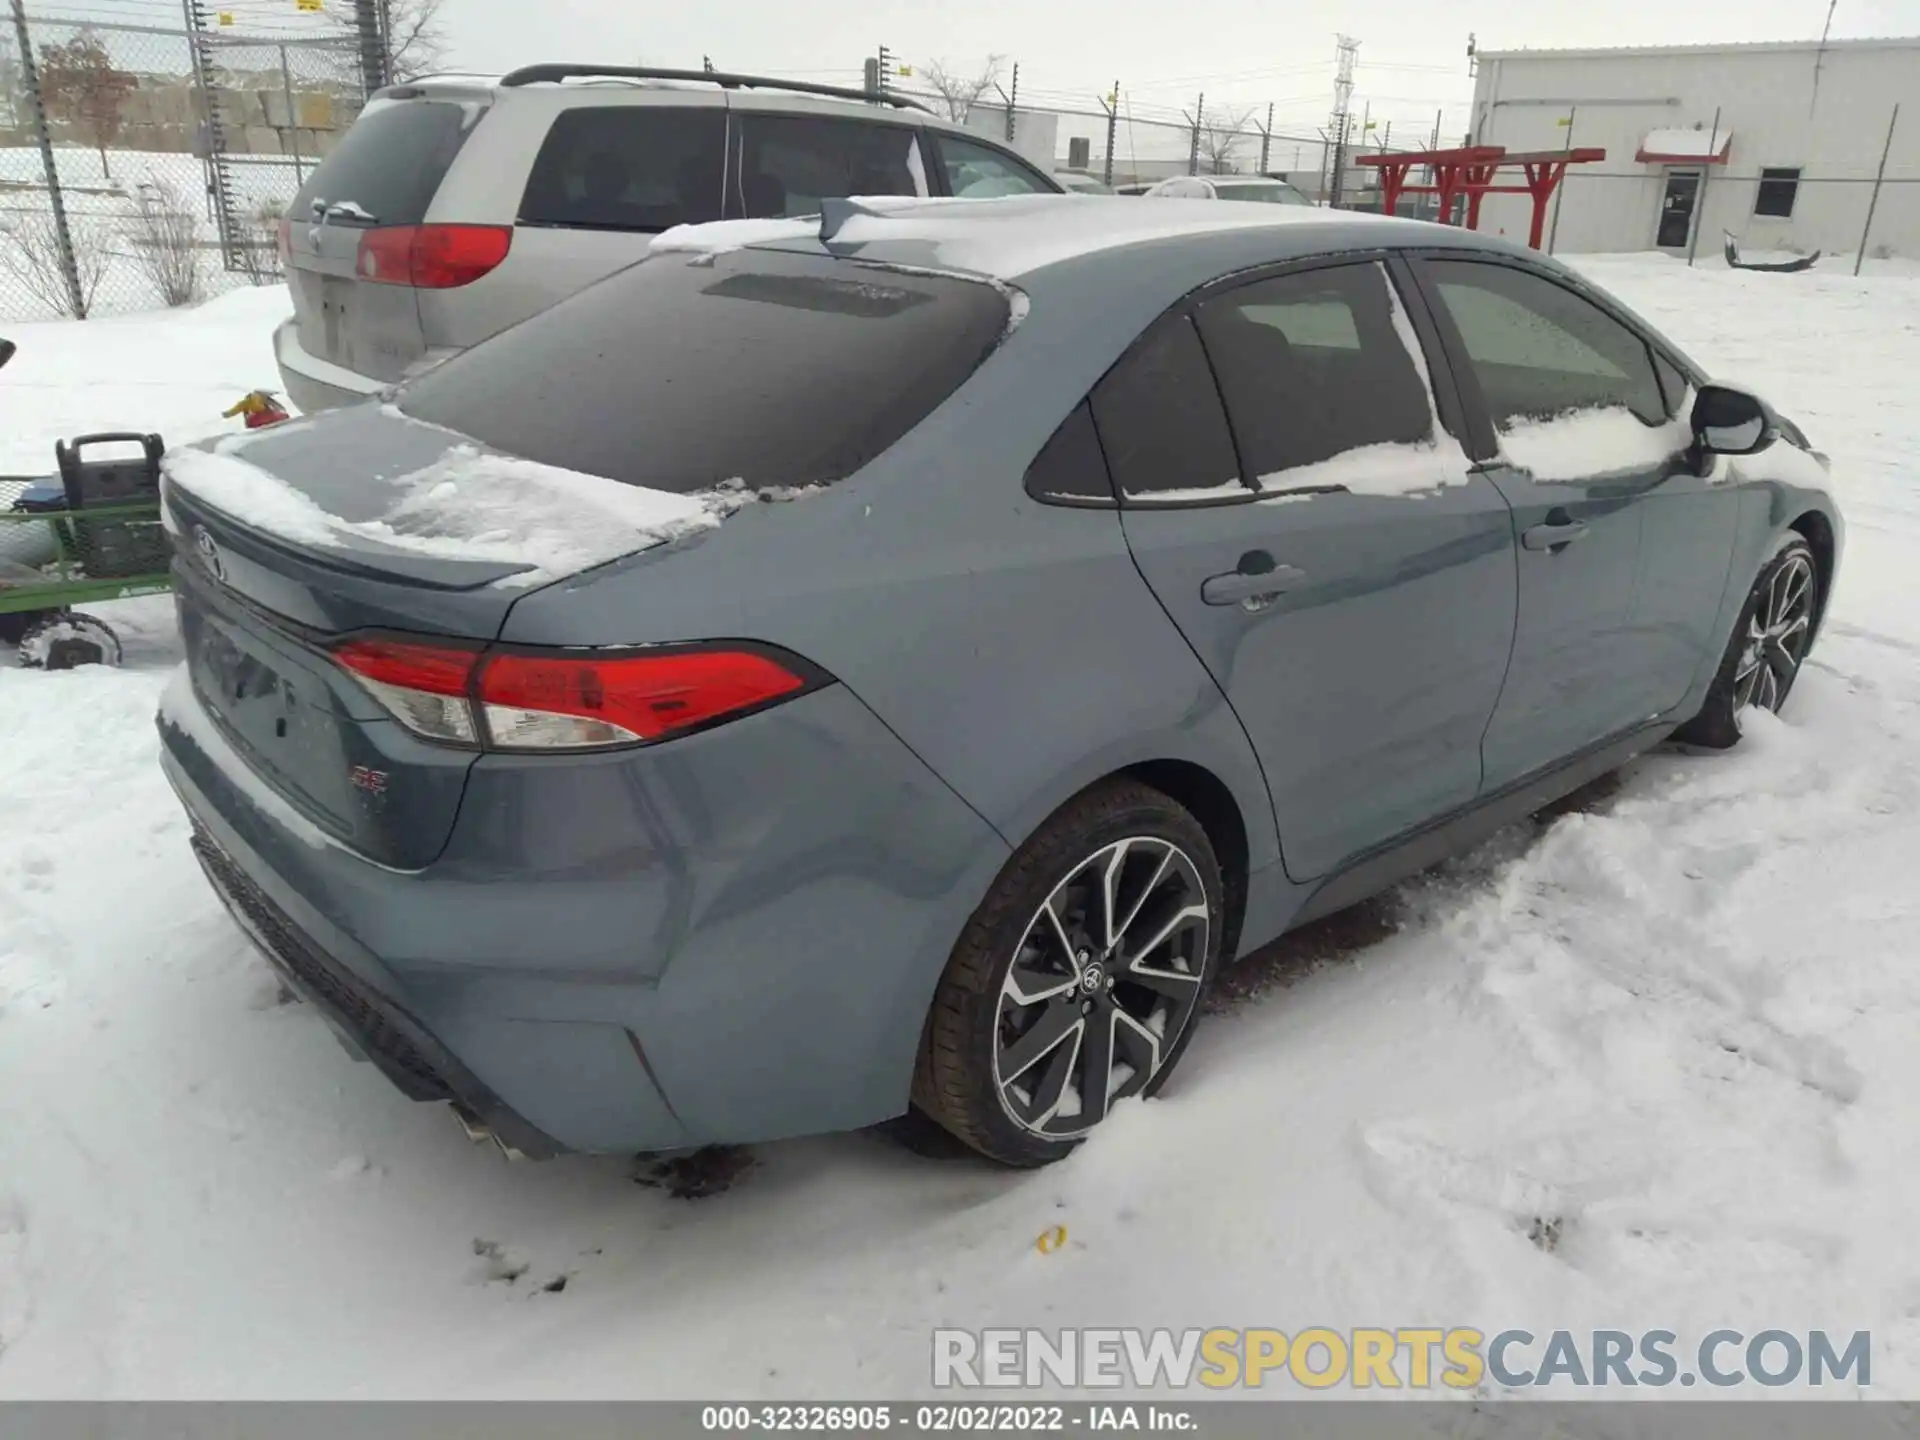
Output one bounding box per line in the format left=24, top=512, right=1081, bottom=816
left=287, top=96, right=484, bottom=383
left=1111, top=259, right=1517, bottom=882
left=1410, top=256, right=1731, bottom=790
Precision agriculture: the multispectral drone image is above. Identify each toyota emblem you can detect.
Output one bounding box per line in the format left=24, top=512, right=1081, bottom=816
left=194, top=526, right=226, bottom=583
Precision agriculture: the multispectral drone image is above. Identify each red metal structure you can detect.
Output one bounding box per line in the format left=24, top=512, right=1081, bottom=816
left=1353, top=144, right=1607, bottom=249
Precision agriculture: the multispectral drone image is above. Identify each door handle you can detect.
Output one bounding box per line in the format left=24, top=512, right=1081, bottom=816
left=1201, top=552, right=1305, bottom=607
left=1521, top=515, right=1591, bottom=553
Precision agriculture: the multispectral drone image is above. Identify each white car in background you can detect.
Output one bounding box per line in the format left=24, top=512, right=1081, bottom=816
left=1141, top=175, right=1315, bottom=205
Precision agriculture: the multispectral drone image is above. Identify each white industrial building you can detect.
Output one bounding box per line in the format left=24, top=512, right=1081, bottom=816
left=1467, top=37, right=1920, bottom=258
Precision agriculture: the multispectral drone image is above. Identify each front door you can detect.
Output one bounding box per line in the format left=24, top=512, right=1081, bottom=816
left=1412, top=256, right=1731, bottom=791
left=1656, top=170, right=1702, bottom=250
left=1104, top=260, right=1517, bottom=881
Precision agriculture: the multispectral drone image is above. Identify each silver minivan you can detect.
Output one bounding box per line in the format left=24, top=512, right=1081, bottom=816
left=273, top=66, right=1064, bottom=412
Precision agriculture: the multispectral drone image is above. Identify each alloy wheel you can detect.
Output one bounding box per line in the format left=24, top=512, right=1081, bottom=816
left=1734, top=552, right=1815, bottom=715
left=991, top=836, right=1210, bottom=1139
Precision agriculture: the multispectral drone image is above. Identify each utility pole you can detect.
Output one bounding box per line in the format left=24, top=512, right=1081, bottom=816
left=9, top=0, right=85, bottom=317
left=1098, top=82, right=1120, bottom=185
left=1185, top=92, right=1205, bottom=175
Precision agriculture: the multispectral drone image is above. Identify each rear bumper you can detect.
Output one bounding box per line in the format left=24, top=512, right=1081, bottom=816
left=272, top=319, right=386, bottom=414
left=156, top=664, right=1009, bottom=1156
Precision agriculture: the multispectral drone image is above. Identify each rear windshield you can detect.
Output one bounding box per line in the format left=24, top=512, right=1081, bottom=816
left=519, top=107, right=727, bottom=231
left=397, top=248, right=1011, bottom=492
left=291, top=98, right=476, bottom=226
left=1222, top=183, right=1310, bottom=205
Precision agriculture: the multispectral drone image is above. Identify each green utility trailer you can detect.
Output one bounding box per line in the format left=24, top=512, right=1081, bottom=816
left=1, top=336, right=173, bottom=668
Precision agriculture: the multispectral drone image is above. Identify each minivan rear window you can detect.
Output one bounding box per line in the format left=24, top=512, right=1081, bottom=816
left=397, top=248, right=1011, bottom=492
left=519, top=107, right=727, bottom=231
left=291, top=99, right=475, bottom=227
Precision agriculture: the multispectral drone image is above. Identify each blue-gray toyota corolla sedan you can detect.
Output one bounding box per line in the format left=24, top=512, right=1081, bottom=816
left=156, top=196, right=1842, bottom=1169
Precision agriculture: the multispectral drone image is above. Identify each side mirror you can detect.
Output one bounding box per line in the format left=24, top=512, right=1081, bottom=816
left=1691, top=383, right=1775, bottom=456
left=0, top=339, right=15, bottom=371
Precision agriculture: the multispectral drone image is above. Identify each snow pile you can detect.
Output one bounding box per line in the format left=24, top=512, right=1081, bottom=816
left=1, top=253, right=1919, bottom=1400
left=163, top=439, right=724, bottom=586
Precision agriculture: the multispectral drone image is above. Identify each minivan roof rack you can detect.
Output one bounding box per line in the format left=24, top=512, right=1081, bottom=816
left=497, top=65, right=931, bottom=113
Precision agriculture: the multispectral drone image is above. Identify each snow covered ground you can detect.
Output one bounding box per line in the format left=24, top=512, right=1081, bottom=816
left=2, top=254, right=1918, bottom=1400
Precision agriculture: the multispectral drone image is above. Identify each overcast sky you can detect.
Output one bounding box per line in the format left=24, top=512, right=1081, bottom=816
left=24, top=0, right=1920, bottom=142
left=435, top=0, right=1920, bottom=137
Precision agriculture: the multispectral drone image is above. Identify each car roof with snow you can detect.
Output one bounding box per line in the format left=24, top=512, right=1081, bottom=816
left=648, top=194, right=1528, bottom=291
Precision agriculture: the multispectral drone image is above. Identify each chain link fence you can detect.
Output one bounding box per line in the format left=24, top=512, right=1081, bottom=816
left=1, top=10, right=362, bottom=321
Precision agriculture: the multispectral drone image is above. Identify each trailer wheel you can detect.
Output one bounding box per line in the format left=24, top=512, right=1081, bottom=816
left=16, top=611, right=122, bottom=670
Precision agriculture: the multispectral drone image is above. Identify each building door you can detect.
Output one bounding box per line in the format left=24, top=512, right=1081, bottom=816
left=1656, top=170, right=1702, bottom=249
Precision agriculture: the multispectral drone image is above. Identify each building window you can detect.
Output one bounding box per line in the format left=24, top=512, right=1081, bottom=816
left=1754, top=167, right=1801, bottom=219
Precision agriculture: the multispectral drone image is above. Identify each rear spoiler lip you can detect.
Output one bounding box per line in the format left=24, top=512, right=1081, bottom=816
left=161, top=473, right=542, bottom=594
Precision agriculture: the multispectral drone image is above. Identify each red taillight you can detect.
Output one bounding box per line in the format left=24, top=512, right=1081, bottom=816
left=332, top=637, right=482, bottom=745
left=354, top=224, right=512, bottom=289
left=330, top=638, right=816, bottom=752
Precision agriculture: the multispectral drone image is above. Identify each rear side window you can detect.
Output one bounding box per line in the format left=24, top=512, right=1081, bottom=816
left=292, top=99, right=475, bottom=226
left=397, top=249, right=1008, bottom=492
left=1024, top=402, right=1114, bottom=504
left=736, top=115, right=921, bottom=218
left=520, top=107, right=726, bottom=231
left=1196, top=264, right=1434, bottom=484
left=1089, top=313, right=1244, bottom=502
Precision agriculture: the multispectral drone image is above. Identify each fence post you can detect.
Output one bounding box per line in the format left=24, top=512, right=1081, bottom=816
left=1100, top=83, right=1119, bottom=186
left=1259, top=101, right=1273, bottom=174
left=1188, top=93, right=1203, bottom=175
left=8, top=0, right=88, bottom=317
left=1854, top=102, right=1899, bottom=277
left=354, top=0, right=388, bottom=95
left=1005, top=61, right=1018, bottom=144
left=280, top=44, right=305, bottom=186
left=1685, top=104, right=1720, bottom=268
left=1547, top=104, right=1575, bottom=254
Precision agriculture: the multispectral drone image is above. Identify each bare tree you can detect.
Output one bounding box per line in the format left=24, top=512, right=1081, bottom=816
left=37, top=30, right=136, bottom=181
left=921, top=55, right=1006, bottom=124
left=0, top=214, right=113, bottom=318
left=325, top=0, right=449, bottom=83
left=1200, top=106, right=1257, bottom=175
left=129, top=179, right=204, bottom=307
left=234, top=197, right=288, bottom=287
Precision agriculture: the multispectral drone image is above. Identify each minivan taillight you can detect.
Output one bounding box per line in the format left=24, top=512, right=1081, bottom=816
left=355, top=224, right=512, bottom=289
left=330, top=637, right=819, bottom=751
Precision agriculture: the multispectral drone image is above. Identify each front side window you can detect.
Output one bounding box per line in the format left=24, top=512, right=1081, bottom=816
left=1425, top=260, right=1668, bottom=429
left=1195, top=263, right=1436, bottom=485
left=935, top=134, right=1056, bottom=198
left=736, top=115, right=922, bottom=218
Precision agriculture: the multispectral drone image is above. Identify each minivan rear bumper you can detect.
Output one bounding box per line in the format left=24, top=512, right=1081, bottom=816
left=273, top=318, right=387, bottom=414
left=156, top=663, right=1010, bottom=1156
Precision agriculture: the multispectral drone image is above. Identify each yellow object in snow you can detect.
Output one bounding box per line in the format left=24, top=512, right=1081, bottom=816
left=1035, top=1225, right=1068, bottom=1254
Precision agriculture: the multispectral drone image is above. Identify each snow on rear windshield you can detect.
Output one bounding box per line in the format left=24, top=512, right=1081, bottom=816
left=397, top=246, right=1011, bottom=494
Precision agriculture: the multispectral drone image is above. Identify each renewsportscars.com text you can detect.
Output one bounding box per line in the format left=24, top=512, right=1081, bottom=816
left=932, top=1327, right=1871, bottom=1391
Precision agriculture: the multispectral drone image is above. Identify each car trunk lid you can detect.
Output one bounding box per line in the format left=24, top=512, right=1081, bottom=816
left=159, top=403, right=712, bottom=869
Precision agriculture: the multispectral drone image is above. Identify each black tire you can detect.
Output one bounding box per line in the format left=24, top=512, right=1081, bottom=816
left=1674, top=534, right=1819, bottom=750
left=912, top=778, right=1225, bottom=1168
left=15, top=611, right=121, bottom=670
